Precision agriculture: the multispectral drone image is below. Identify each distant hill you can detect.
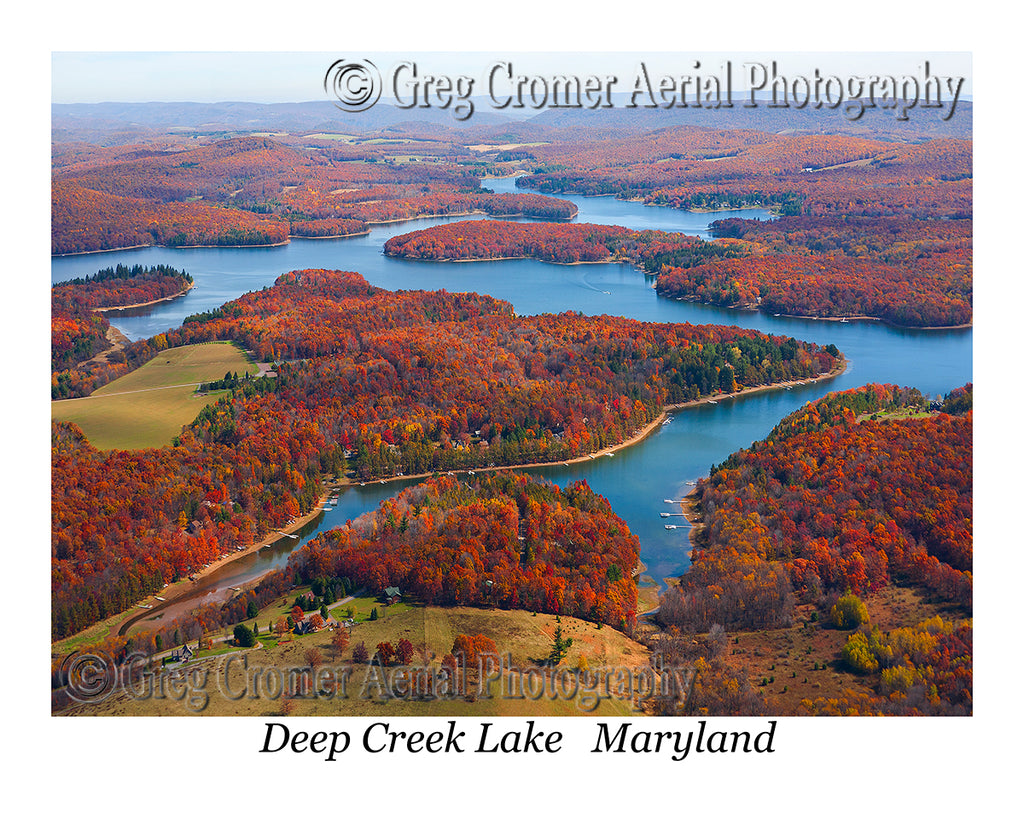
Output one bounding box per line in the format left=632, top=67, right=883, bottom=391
left=51, top=100, right=514, bottom=144
left=527, top=96, right=972, bottom=141
left=52, top=97, right=971, bottom=145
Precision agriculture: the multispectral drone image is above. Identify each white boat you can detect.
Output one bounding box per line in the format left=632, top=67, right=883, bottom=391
left=664, top=524, right=677, bottom=530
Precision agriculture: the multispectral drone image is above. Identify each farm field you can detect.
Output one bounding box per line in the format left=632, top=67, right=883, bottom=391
left=51, top=341, right=256, bottom=450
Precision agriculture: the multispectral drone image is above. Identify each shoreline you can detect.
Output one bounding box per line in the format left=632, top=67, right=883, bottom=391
left=773, top=311, right=973, bottom=331
left=182, top=490, right=331, bottom=589
left=671, top=362, right=855, bottom=567
left=666, top=296, right=972, bottom=331
left=367, top=206, right=577, bottom=227
left=99, top=491, right=331, bottom=643
left=514, top=177, right=777, bottom=215
left=679, top=490, right=702, bottom=554
left=290, top=230, right=370, bottom=239
left=52, top=207, right=580, bottom=259
left=335, top=355, right=848, bottom=491
left=93, top=279, right=194, bottom=312
left=385, top=252, right=622, bottom=266
left=59, top=358, right=846, bottom=645
left=53, top=240, right=291, bottom=257
left=53, top=244, right=152, bottom=257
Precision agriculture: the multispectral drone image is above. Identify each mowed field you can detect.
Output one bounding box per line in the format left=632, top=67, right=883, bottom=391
left=51, top=342, right=257, bottom=450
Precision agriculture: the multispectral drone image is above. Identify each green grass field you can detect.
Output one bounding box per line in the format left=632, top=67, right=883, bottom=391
left=51, top=342, right=257, bottom=450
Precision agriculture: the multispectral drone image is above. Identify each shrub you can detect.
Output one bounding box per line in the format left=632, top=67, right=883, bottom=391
left=830, top=593, right=869, bottom=630
left=841, top=632, right=879, bottom=674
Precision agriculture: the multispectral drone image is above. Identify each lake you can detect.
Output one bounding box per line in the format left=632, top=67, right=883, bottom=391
left=52, top=178, right=972, bottom=616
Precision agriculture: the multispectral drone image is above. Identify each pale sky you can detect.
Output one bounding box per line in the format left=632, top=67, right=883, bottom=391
left=52, top=51, right=972, bottom=105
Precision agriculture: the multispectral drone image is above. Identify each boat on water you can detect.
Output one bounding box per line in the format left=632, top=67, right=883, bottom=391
left=665, top=524, right=677, bottom=530
left=685, top=480, right=696, bottom=486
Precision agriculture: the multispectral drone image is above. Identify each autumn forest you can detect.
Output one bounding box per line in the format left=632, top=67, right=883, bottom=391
left=51, top=100, right=972, bottom=717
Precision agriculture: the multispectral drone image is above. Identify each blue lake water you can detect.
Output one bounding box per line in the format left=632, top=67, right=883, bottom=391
left=53, top=179, right=972, bottom=604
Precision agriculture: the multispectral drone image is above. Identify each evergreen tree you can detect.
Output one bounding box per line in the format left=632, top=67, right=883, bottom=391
left=547, top=616, right=573, bottom=665
left=234, top=623, right=256, bottom=648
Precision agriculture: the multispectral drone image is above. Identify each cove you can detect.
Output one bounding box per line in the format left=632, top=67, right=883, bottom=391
left=51, top=181, right=972, bottom=618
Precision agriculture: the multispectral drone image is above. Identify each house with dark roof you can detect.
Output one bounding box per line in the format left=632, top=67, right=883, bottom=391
left=171, top=644, right=194, bottom=663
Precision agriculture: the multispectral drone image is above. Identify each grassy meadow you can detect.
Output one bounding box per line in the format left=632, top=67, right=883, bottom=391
left=59, top=599, right=653, bottom=717
left=51, top=342, right=257, bottom=450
